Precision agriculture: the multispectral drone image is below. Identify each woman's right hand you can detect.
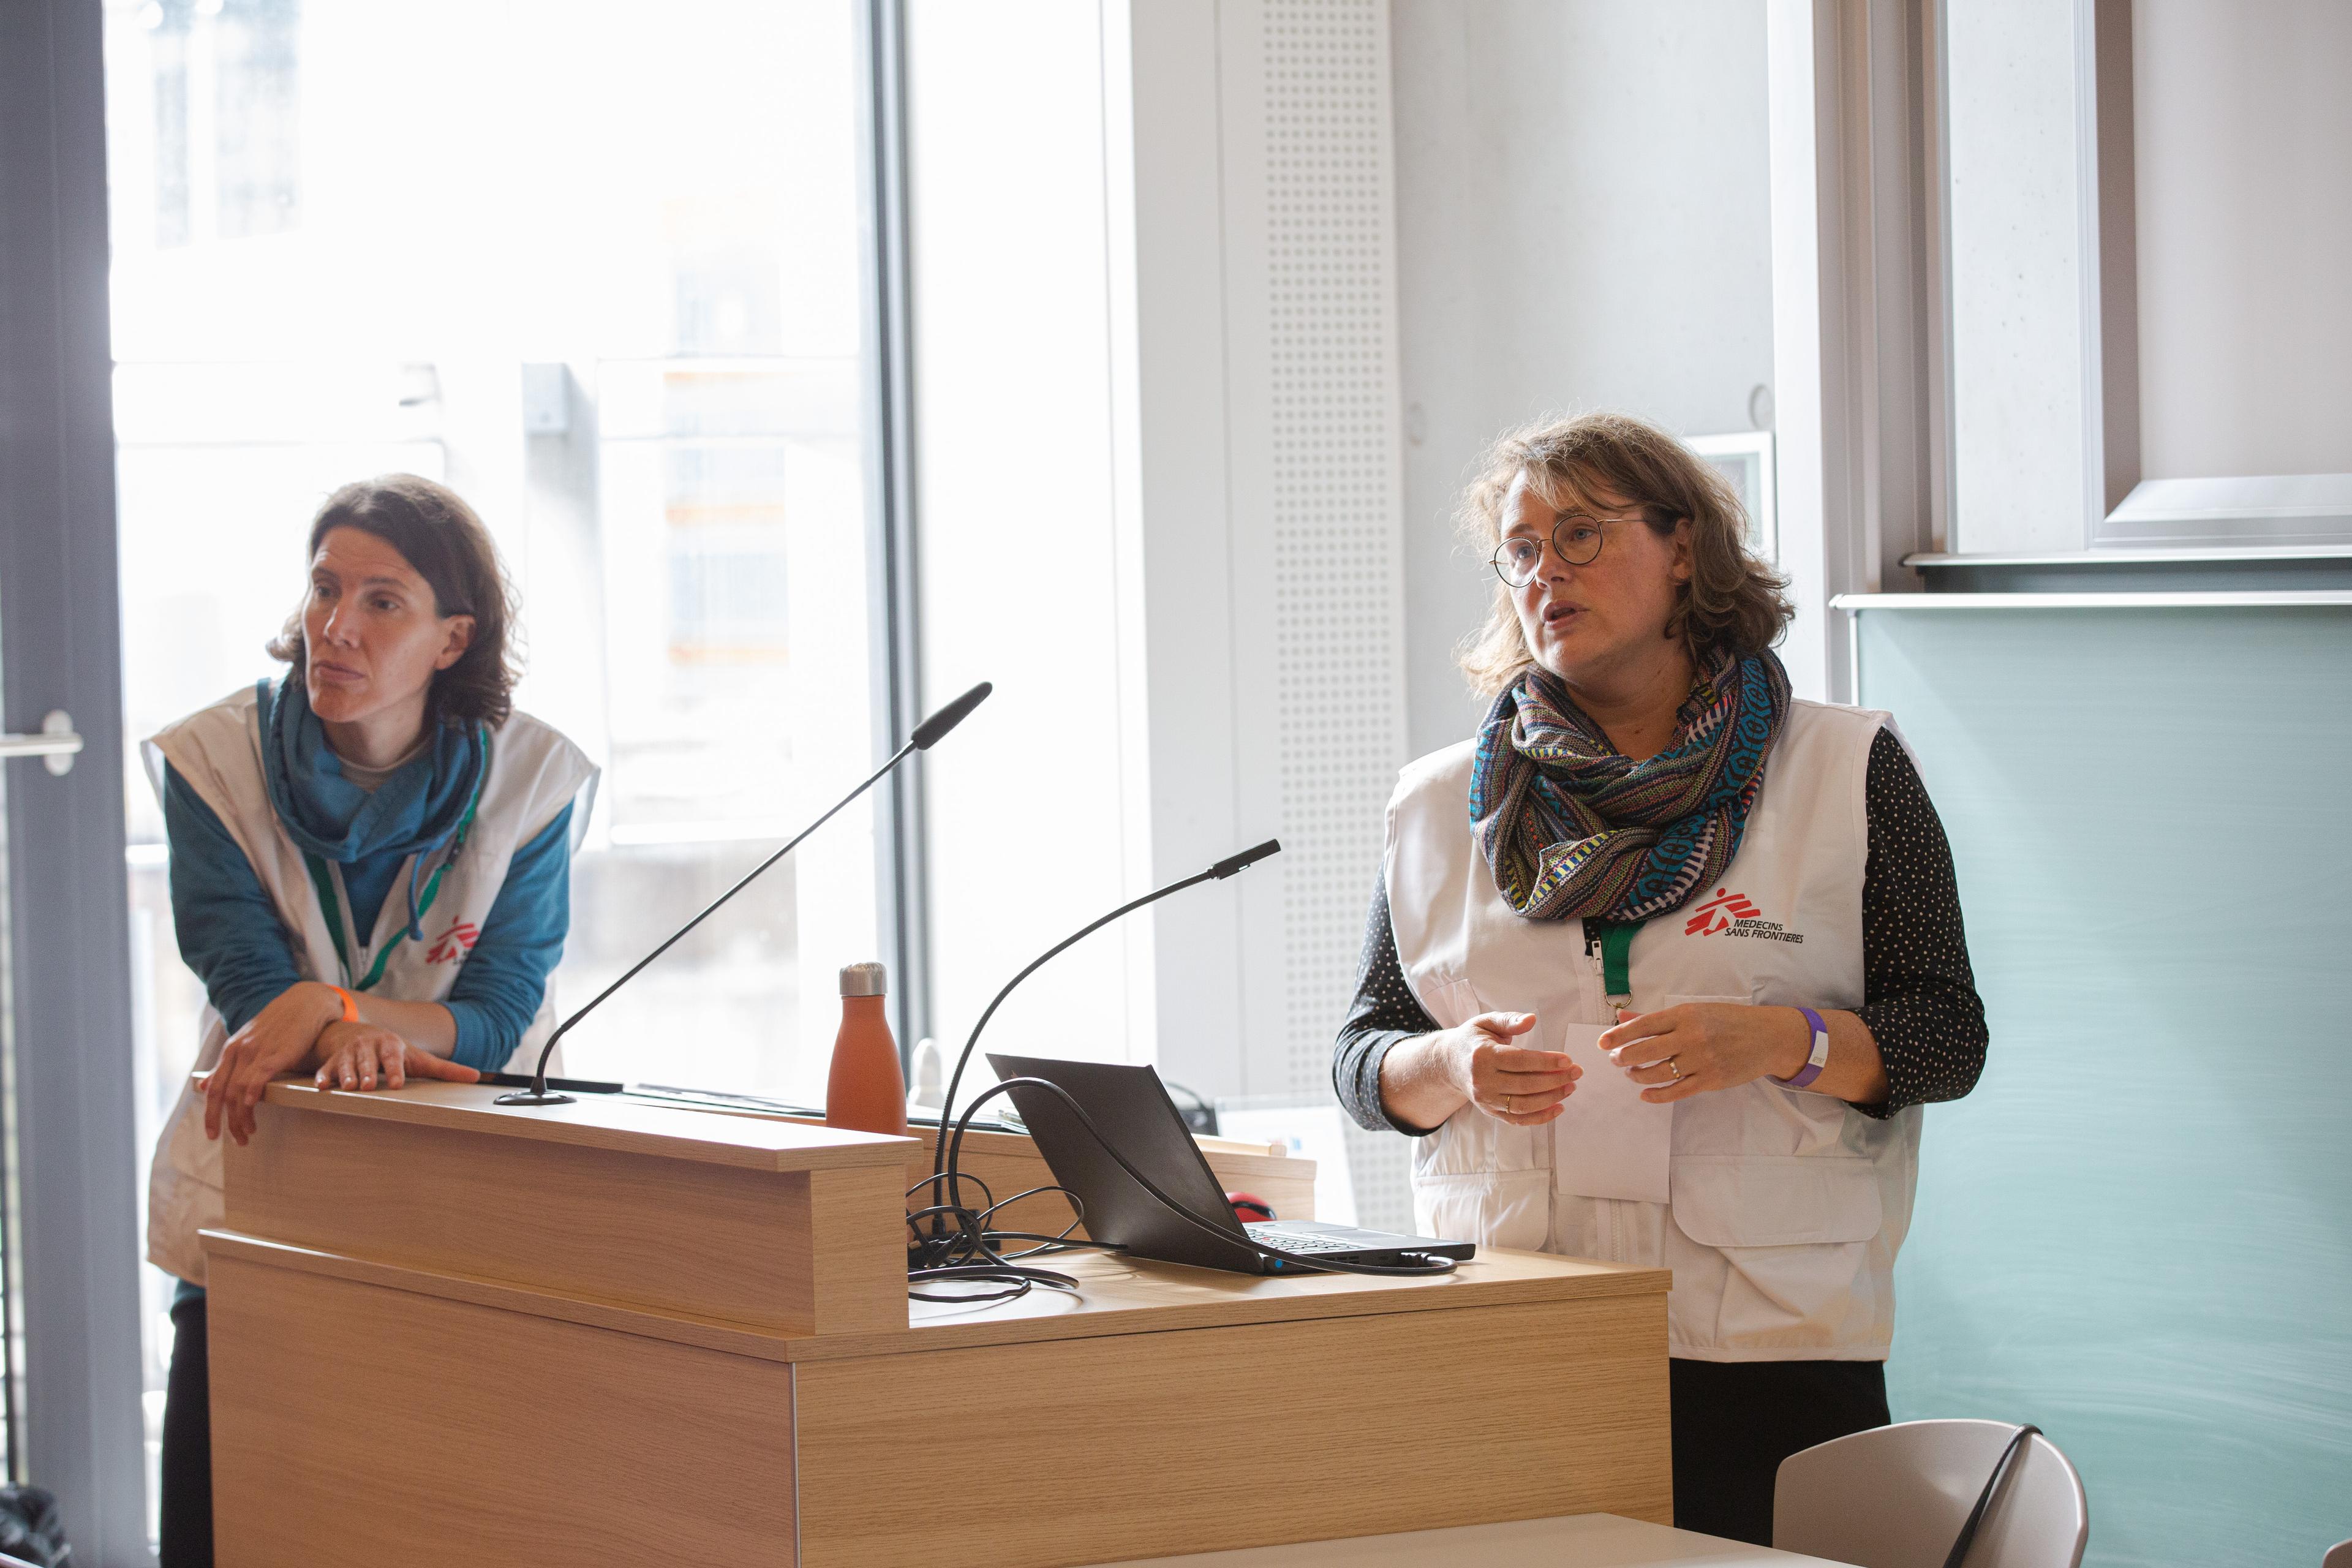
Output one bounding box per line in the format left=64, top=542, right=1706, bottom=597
left=1441, top=1011, right=1581, bottom=1126
left=203, top=981, right=344, bottom=1145
left=312, top=1022, right=481, bottom=1094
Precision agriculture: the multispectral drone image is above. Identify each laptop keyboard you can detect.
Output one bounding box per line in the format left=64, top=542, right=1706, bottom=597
left=1246, top=1226, right=1359, bottom=1254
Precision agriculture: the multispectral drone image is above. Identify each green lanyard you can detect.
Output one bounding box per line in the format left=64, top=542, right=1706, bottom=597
left=304, top=763, right=483, bottom=994
left=1589, top=917, right=1642, bottom=1009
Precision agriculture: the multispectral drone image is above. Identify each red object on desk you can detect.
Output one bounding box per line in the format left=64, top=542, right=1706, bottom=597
left=826, top=963, right=907, bottom=1137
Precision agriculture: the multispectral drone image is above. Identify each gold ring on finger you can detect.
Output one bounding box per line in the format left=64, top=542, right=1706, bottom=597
left=1667, top=1058, right=1683, bottom=1082
left=1505, top=1093, right=1519, bottom=1114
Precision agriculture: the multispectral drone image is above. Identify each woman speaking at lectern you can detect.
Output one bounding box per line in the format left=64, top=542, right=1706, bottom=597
left=1332, top=413, right=1987, bottom=1545
left=143, top=476, right=597, bottom=1567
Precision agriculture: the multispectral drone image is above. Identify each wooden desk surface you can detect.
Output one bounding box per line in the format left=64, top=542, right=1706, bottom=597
left=256, top=1079, right=914, bottom=1173
left=254, top=1079, right=1308, bottom=1207
left=895, top=1242, right=1668, bottom=1349
left=654, top=1096, right=1320, bottom=1238
left=233, top=1078, right=1618, bottom=1351
left=206, top=1083, right=1679, bottom=1567
left=651, top=1095, right=1309, bottom=1190
left=203, top=1229, right=1670, bottom=1363
left=1094, top=1514, right=1843, bottom=1567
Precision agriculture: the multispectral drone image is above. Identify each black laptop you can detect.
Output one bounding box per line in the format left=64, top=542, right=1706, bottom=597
left=986, top=1052, right=1475, bottom=1275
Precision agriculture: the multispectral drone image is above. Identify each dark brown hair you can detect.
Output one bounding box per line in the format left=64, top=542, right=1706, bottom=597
left=1457, top=411, right=1794, bottom=695
left=268, top=474, right=521, bottom=728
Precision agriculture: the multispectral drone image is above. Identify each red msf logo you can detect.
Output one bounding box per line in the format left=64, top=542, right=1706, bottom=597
left=1684, top=888, right=1760, bottom=936
left=426, top=921, right=480, bottom=964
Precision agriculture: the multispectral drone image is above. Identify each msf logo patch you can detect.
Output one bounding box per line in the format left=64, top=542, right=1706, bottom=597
left=1683, top=889, right=1804, bottom=944
left=426, top=921, right=480, bottom=964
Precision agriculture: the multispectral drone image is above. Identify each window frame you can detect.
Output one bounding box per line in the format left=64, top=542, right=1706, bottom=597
left=860, top=0, right=933, bottom=1057
left=1, top=1, right=153, bottom=1559
left=0, top=2, right=930, bottom=1559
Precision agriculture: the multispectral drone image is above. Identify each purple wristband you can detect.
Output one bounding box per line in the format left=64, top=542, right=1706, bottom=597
left=1775, top=1006, right=1829, bottom=1090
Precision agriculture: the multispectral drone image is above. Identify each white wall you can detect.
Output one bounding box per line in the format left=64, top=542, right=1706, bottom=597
left=1936, top=0, right=2352, bottom=545
left=1943, top=0, right=2100, bottom=554
left=2133, top=0, right=2352, bottom=481
left=904, top=0, right=1413, bottom=1125
left=1389, top=0, right=1776, bottom=754
left=1110, top=0, right=1417, bottom=1112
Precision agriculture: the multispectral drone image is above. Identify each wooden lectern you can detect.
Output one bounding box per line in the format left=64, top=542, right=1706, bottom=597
left=203, top=1082, right=1670, bottom=1567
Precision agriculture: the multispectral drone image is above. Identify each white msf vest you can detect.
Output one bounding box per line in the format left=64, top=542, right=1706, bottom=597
left=143, top=686, right=598, bottom=1284
left=1385, top=699, right=1920, bottom=1362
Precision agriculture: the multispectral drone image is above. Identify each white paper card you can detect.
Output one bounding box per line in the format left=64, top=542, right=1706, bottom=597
left=1550, top=1019, right=1673, bottom=1205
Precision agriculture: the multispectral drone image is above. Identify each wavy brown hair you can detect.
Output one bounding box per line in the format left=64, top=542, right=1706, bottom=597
left=268, top=474, right=521, bottom=729
left=1456, top=411, right=1793, bottom=697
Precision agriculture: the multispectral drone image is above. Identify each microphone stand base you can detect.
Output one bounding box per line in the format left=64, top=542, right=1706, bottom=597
left=492, top=1088, right=575, bottom=1107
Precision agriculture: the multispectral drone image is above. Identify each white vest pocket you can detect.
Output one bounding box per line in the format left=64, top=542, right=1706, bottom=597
left=1670, top=1155, right=1885, bottom=1343
left=1413, top=1168, right=1550, bottom=1253
left=1668, top=1154, right=1883, bottom=1247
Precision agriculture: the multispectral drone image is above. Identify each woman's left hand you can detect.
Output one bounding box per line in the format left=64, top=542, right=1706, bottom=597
left=312, top=1020, right=481, bottom=1094
left=1597, top=1003, right=1809, bottom=1105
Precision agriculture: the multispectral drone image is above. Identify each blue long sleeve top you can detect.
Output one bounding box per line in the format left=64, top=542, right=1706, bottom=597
left=163, top=763, right=575, bottom=1071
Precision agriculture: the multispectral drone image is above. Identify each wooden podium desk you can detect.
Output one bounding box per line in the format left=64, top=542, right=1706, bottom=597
left=202, top=1081, right=1671, bottom=1568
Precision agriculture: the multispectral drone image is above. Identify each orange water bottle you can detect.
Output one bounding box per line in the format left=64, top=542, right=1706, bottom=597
left=827, top=962, right=908, bottom=1137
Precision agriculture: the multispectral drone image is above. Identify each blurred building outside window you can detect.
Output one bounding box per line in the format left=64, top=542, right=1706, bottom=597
left=101, top=0, right=883, bottom=1539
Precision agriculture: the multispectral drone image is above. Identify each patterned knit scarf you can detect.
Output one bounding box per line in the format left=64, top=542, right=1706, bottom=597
left=1469, top=649, right=1791, bottom=922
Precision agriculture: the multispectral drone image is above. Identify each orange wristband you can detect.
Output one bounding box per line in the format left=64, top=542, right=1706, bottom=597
left=329, top=986, right=358, bottom=1023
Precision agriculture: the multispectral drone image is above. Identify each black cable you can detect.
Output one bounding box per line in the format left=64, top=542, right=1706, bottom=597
left=919, top=840, right=1280, bottom=1232
left=913, top=1263, right=1079, bottom=1289
left=903, top=1175, right=1080, bottom=1278
left=905, top=1098, right=1100, bottom=1294
left=976, top=1185, right=1084, bottom=1233
left=937, top=1079, right=1455, bottom=1280
left=924, top=873, right=1216, bottom=1215
left=908, top=1263, right=1081, bottom=1305
left=908, top=1283, right=1027, bottom=1305
left=904, top=1172, right=1008, bottom=1275
left=976, top=1187, right=1091, bottom=1259
left=906, top=1170, right=995, bottom=1215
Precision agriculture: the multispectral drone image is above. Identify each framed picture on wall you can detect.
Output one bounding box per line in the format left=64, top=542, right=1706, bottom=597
left=1688, top=430, right=1777, bottom=562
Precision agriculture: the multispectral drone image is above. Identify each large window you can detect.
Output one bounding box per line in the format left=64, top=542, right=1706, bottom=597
left=102, top=0, right=892, bottom=1536
left=902, top=0, right=1148, bottom=1073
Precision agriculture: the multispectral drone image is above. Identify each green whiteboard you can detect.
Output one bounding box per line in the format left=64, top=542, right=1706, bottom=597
left=1857, top=603, right=2352, bottom=1568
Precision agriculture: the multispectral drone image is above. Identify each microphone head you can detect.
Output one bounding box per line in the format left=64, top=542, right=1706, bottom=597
left=911, top=681, right=993, bottom=750
left=1210, top=839, right=1282, bottom=879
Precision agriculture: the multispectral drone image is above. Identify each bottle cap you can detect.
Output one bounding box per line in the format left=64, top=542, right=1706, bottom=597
left=839, top=962, right=888, bottom=997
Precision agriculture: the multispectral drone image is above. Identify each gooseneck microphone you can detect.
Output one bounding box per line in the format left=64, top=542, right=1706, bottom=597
left=494, top=680, right=993, bottom=1107
left=921, top=838, right=1282, bottom=1207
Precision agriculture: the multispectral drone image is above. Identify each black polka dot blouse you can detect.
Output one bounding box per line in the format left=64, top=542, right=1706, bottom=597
left=1334, top=728, right=1989, bottom=1133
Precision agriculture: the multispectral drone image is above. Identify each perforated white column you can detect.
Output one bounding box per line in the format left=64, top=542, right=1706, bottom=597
left=1109, top=0, right=1412, bottom=1224
left=1213, top=0, right=1415, bottom=1226
left=1261, top=0, right=1408, bottom=1096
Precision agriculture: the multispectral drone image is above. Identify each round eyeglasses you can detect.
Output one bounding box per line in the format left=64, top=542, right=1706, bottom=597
left=1490, top=514, right=1621, bottom=587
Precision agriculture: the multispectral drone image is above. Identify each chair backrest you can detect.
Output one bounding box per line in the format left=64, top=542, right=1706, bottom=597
left=2321, top=1537, right=2352, bottom=1568
left=1774, top=1418, right=2088, bottom=1568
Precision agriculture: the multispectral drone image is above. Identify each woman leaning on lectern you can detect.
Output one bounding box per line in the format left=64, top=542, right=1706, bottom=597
left=1332, top=412, right=1988, bottom=1546
left=144, top=476, right=597, bottom=1567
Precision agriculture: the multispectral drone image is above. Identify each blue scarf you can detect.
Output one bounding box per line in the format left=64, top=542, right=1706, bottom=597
left=257, top=676, right=486, bottom=940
